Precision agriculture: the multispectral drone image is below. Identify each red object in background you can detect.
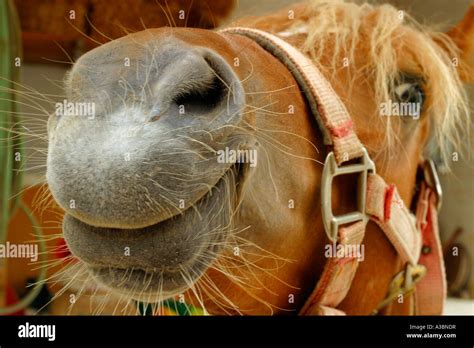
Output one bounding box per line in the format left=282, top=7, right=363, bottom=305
left=54, top=238, right=77, bottom=263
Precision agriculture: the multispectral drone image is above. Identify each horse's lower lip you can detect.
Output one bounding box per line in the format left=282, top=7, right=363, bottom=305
left=89, top=266, right=189, bottom=300
left=63, top=163, right=247, bottom=300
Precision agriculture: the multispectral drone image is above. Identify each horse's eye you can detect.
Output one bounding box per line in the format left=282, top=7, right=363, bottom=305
left=394, top=82, right=425, bottom=108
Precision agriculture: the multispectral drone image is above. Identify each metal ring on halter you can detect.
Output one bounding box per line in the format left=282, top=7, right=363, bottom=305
left=423, top=159, right=443, bottom=211
left=321, top=147, right=376, bottom=243
left=373, top=263, right=427, bottom=314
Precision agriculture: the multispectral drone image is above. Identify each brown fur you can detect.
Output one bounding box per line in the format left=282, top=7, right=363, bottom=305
left=42, top=1, right=473, bottom=315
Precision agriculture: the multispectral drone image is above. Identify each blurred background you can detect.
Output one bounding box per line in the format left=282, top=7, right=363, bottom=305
left=0, top=0, right=472, bottom=315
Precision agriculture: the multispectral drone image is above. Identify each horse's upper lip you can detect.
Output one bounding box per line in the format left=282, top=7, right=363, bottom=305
left=68, top=165, right=234, bottom=230
left=69, top=189, right=197, bottom=231
left=68, top=161, right=248, bottom=231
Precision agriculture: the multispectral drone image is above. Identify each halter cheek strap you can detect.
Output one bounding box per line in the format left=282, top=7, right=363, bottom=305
left=221, top=27, right=364, bottom=164
left=221, top=27, right=446, bottom=315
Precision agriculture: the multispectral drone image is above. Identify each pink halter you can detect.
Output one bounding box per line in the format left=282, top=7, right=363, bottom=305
left=221, top=27, right=446, bottom=315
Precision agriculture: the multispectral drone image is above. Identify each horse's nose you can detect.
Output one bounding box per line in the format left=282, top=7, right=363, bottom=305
left=47, top=36, right=246, bottom=230
left=151, top=45, right=243, bottom=122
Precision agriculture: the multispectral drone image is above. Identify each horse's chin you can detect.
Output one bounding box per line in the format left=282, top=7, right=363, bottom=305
left=89, top=267, right=193, bottom=302
left=62, top=164, right=247, bottom=301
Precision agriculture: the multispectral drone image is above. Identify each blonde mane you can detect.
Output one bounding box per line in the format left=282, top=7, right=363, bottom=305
left=235, top=0, right=470, bottom=166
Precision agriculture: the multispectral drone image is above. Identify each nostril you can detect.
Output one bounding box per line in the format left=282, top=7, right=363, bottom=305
left=151, top=47, right=244, bottom=123
left=172, top=55, right=229, bottom=116
left=172, top=73, right=226, bottom=115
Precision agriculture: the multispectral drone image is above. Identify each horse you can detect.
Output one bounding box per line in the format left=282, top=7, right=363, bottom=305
left=44, top=0, right=473, bottom=315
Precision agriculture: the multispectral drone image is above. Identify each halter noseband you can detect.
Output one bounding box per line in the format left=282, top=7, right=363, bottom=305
left=221, top=27, right=446, bottom=315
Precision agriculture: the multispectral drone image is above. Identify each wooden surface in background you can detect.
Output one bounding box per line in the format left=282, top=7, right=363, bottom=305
left=5, top=185, right=137, bottom=315
left=6, top=184, right=63, bottom=297
left=14, top=0, right=235, bottom=63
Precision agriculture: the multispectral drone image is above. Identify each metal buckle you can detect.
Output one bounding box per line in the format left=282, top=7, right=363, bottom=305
left=373, top=263, right=427, bottom=314
left=423, top=159, right=443, bottom=211
left=321, top=148, right=376, bottom=243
